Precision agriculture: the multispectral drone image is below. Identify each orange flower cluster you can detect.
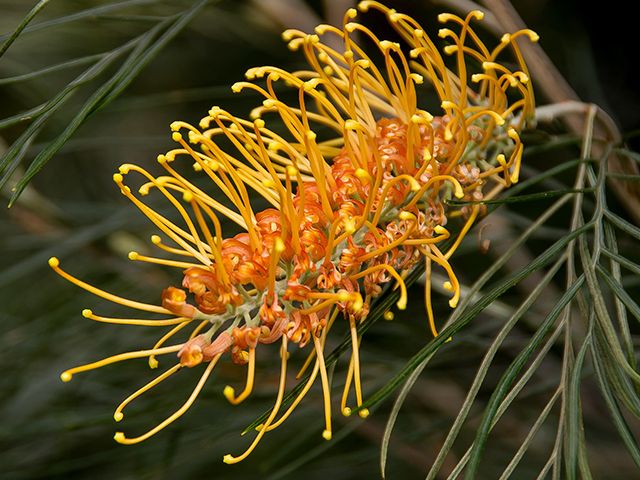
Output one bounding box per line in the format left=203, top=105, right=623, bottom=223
left=50, top=2, right=537, bottom=463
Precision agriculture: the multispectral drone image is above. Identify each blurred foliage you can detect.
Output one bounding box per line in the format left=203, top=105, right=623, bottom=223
left=1, top=1, right=639, bottom=479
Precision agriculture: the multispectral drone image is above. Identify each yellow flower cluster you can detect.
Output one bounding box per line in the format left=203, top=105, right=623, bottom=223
left=50, top=2, right=537, bottom=463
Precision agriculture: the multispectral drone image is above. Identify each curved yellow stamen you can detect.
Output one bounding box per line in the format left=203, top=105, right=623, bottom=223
left=341, top=353, right=355, bottom=416
left=348, top=317, right=369, bottom=417
left=312, top=334, right=333, bottom=440
left=60, top=345, right=182, bottom=382
left=445, top=205, right=480, bottom=260
left=224, top=348, right=256, bottom=405
left=128, top=251, right=202, bottom=270
left=426, top=245, right=460, bottom=309
left=356, top=219, right=417, bottom=263
left=114, top=363, right=182, bottom=422
left=296, top=308, right=338, bottom=379
left=261, top=324, right=330, bottom=432
left=81, top=309, right=189, bottom=327
left=114, top=354, right=221, bottom=444
left=224, top=337, right=289, bottom=463
left=148, top=320, right=194, bottom=369
left=350, top=264, right=407, bottom=310
left=424, top=255, right=438, bottom=337
left=49, top=257, right=171, bottom=315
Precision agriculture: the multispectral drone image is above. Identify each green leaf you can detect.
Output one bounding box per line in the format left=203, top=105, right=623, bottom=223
left=464, top=276, right=585, bottom=479
left=591, top=341, right=640, bottom=469
left=0, top=40, right=137, bottom=188
left=6, top=0, right=212, bottom=205
left=0, top=0, right=51, bottom=59
left=361, top=222, right=592, bottom=415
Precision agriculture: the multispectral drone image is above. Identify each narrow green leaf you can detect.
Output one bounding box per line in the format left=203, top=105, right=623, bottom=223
left=463, top=276, right=585, bottom=480
left=601, top=249, right=640, bottom=277
left=380, top=354, right=431, bottom=479
left=591, top=342, right=640, bottom=469
left=498, top=388, right=561, bottom=480
left=360, top=223, right=591, bottom=415
left=565, top=326, right=592, bottom=480
left=0, top=40, right=137, bottom=185
left=592, top=327, right=640, bottom=418
left=603, top=223, right=635, bottom=366
left=0, top=0, right=51, bottom=58
left=90, top=1, right=214, bottom=113
left=604, top=210, right=640, bottom=240
left=580, top=237, right=640, bottom=386
left=0, top=53, right=105, bottom=86
left=425, top=254, right=567, bottom=480
left=447, top=188, right=591, bottom=206
left=606, top=173, right=640, bottom=181
left=8, top=0, right=211, bottom=205
left=445, top=317, right=567, bottom=480
left=0, top=0, right=160, bottom=42
left=503, top=158, right=583, bottom=198
left=0, top=103, right=47, bottom=129
left=597, top=265, right=640, bottom=325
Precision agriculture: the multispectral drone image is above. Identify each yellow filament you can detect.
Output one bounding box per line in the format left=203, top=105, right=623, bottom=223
left=444, top=205, right=480, bottom=260
left=268, top=238, right=285, bottom=296
left=49, top=257, right=171, bottom=315
left=404, top=175, right=464, bottom=206
left=128, top=251, right=202, bottom=270
left=480, top=143, right=523, bottom=184
left=186, top=321, right=208, bottom=340
left=60, top=344, right=182, bottom=382
left=344, top=22, right=411, bottom=120
left=424, top=255, right=438, bottom=337
left=312, top=334, right=333, bottom=440
left=348, top=317, right=368, bottom=417
left=368, top=174, right=420, bottom=228
left=148, top=321, right=193, bottom=369
left=114, top=354, right=221, bottom=444
left=200, top=123, right=282, bottom=209
left=296, top=309, right=337, bottom=379
left=224, top=337, right=289, bottom=463
left=340, top=353, right=355, bottom=416
left=176, top=132, right=261, bottom=251
left=297, top=295, right=354, bottom=316
left=158, top=159, right=246, bottom=229
left=151, top=235, right=205, bottom=258
left=356, top=220, right=417, bottom=263
left=262, top=359, right=320, bottom=432
left=113, top=175, right=213, bottom=265
left=403, top=226, right=449, bottom=246
left=114, top=363, right=182, bottom=422
left=282, top=167, right=300, bottom=255
left=81, top=309, right=189, bottom=327
left=262, top=323, right=331, bottom=432
left=224, top=348, right=256, bottom=405
left=350, top=264, right=407, bottom=310
left=189, top=199, right=229, bottom=285
left=438, top=11, right=490, bottom=59
left=296, top=92, right=335, bottom=220
left=323, top=215, right=350, bottom=264
left=120, top=164, right=213, bottom=265
left=427, top=245, right=460, bottom=309
left=297, top=349, right=317, bottom=380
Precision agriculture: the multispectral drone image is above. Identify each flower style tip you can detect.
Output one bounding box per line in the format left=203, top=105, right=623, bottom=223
left=51, top=3, right=537, bottom=463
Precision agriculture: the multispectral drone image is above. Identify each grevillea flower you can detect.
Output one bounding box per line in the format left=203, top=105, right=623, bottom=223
left=50, top=2, right=537, bottom=463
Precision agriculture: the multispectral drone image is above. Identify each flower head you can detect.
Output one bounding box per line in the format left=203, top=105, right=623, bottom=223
left=50, top=2, right=537, bottom=463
